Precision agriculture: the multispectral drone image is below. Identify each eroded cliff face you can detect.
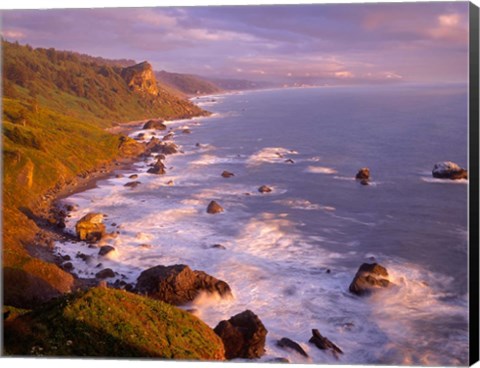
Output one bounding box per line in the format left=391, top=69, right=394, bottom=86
left=121, top=61, right=159, bottom=96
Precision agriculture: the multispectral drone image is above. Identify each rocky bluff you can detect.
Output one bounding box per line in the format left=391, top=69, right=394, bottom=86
left=121, top=61, right=160, bottom=96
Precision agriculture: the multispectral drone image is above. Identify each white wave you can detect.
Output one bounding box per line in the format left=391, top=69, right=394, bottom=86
left=274, top=198, right=336, bottom=211
left=421, top=177, right=468, bottom=185
left=247, top=147, right=298, bottom=166
left=305, top=166, right=338, bottom=175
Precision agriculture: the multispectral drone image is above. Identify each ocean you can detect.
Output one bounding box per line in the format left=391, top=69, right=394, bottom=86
left=54, top=84, right=469, bottom=365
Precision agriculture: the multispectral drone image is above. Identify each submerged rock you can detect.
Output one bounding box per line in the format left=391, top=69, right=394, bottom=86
left=432, top=161, right=468, bottom=180
left=207, top=200, right=224, bottom=214
left=95, top=268, right=115, bottom=279
left=75, top=213, right=106, bottom=242
left=98, top=246, right=116, bottom=257
left=143, top=119, right=166, bottom=130
left=147, top=159, right=166, bottom=175
left=276, top=337, right=309, bottom=357
left=258, top=185, right=272, bottom=193
left=221, top=171, right=235, bottom=178
left=135, top=264, right=232, bottom=305
left=214, top=310, right=267, bottom=359
left=355, top=167, right=370, bottom=181
left=349, top=263, right=390, bottom=295
left=124, top=181, right=141, bottom=188
left=309, top=329, right=343, bottom=358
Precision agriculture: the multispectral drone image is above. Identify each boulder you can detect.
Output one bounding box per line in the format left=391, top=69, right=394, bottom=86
left=163, top=133, right=174, bottom=141
left=95, top=268, right=115, bottom=279
left=432, top=161, right=468, bottom=180
left=182, top=129, right=192, bottom=134
left=214, top=310, right=267, bottom=359
left=221, top=171, right=235, bottom=178
left=129, top=174, right=138, bottom=179
left=147, top=159, right=166, bottom=175
left=135, top=264, right=232, bottom=305
left=143, top=119, right=167, bottom=130
left=349, top=263, right=390, bottom=295
left=75, top=213, right=106, bottom=242
left=161, top=142, right=179, bottom=155
left=124, top=181, right=141, bottom=188
left=98, top=245, right=116, bottom=257
left=258, top=185, right=272, bottom=193
left=276, top=337, right=308, bottom=357
left=355, top=168, right=370, bottom=181
left=207, top=200, right=224, bottom=214
left=309, top=329, right=343, bottom=358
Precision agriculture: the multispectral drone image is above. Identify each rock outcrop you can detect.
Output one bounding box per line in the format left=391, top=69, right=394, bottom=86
left=214, top=310, right=268, bottom=359
left=143, top=119, right=167, bottom=130
left=221, top=171, right=235, bottom=178
left=147, top=159, right=166, bottom=175
left=258, top=185, right=272, bottom=193
left=75, top=213, right=106, bottom=242
left=135, top=264, right=232, bottom=305
left=121, top=61, right=159, bottom=96
left=349, top=263, right=390, bottom=295
left=276, top=337, right=309, bottom=357
left=207, top=200, right=224, bottom=214
left=309, top=329, right=343, bottom=358
left=355, top=168, right=370, bottom=185
left=432, top=161, right=468, bottom=180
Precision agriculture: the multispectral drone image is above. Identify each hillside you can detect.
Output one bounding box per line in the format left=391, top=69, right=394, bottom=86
left=156, top=70, right=224, bottom=96
left=1, top=40, right=207, bottom=310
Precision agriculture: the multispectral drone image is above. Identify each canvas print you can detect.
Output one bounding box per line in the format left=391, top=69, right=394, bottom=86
left=1, top=1, right=477, bottom=365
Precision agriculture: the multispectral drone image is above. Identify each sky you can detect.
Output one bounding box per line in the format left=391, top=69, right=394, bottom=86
left=0, top=1, right=470, bottom=85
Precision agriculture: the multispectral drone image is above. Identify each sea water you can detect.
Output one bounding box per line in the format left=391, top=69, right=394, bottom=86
left=54, top=85, right=469, bottom=365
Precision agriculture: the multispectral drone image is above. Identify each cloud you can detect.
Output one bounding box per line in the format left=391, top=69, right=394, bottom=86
left=1, top=29, right=26, bottom=39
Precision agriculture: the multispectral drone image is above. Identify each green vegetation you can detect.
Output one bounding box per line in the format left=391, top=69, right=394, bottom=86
left=156, top=70, right=223, bottom=96
left=1, top=40, right=206, bottom=308
left=4, top=287, right=225, bottom=359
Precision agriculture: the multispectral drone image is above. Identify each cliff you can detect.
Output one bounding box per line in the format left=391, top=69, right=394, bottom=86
left=122, top=61, right=160, bottom=96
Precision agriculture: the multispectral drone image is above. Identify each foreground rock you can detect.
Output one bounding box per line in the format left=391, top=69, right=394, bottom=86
left=135, top=264, right=232, bottom=305
left=145, top=138, right=178, bottom=155
left=98, top=245, right=116, bottom=257
left=124, top=181, right=141, bottom=188
left=349, top=263, right=390, bottom=295
left=147, top=158, right=166, bottom=175
left=258, top=185, right=272, bottom=193
left=277, top=337, right=309, bottom=357
left=207, top=200, right=224, bottom=214
left=95, top=268, right=115, bottom=279
left=75, top=213, right=106, bottom=242
left=309, top=329, right=343, bottom=359
left=221, top=171, right=235, bottom=178
left=214, top=310, right=267, bottom=359
left=143, top=119, right=167, bottom=130
left=4, top=287, right=225, bottom=359
left=432, top=161, right=468, bottom=180
left=355, top=168, right=370, bottom=185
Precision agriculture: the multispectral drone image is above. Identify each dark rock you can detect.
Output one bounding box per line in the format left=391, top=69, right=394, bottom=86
left=143, top=119, right=166, bottom=130
left=161, top=142, right=178, bottom=155
left=355, top=168, right=370, bottom=181
left=221, top=171, right=235, bottom=178
left=124, top=181, right=141, bottom=188
left=163, top=133, right=174, bottom=141
left=61, top=254, right=71, bottom=261
left=98, top=245, right=116, bottom=257
left=360, top=179, right=369, bottom=186
left=268, top=358, right=290, bottom=363
left=65, top=204, right=76, bottom=212
left=285, top=159, right=295, bottom=164
left=147, top=159, right=166, bottom=175
left=135, top=133, right=146, bottom=140
left=63, top=262, right=74, bottom=271
left=309, top=329, right=343, bottom=358
left=75, top=213, right=106, bottom=242
left=128, top=174, right=138, bottom=179
left=95, top=268, right=115, bottom=279
left=212, top=244, right=226, bottom=250
left=182, top=128, right=192, bottom=134
left=349, top=263, right=390, bottom=295
left=214, top=310, right=267, bottom=359
left=57, top=220, right=66, bottom=229
left=207, top=200, right=224, bottom=214
left=135, top=264, right=232, bottom=305
left=76, top=253, right=93, bottom=264
left=258, top=185, right=272, bottom=193
left=277, top=337, right=309, bottom=357
left=432, top=161, right=468, bottom=180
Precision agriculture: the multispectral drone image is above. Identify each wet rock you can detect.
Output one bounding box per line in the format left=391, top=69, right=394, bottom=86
left=432, top=161, right=468, bottom=180
left=161, top=142, right=178, bottom=155
left=135, top=133, right=146, bottom=140
left=276, top=337, right=309, bottom=357
left=211, top=244, right=226, bottom=250
left=221, top=171, right=235, bottom=178
left=309, top=329, right=343, bottom=358
left=285, top=159, right=295, bottom=164
left=128, top=174, right=138, bottom=179
left=135, top=264, right=232, bottom=305
left=65, top=204, right=76, bottom=212
left=360, top=179, right=369, bottom=186
left=75, top=213, right=106, bottom=242
left=207, top=200, right=224, bottom=214
left=166, top=180, right=174, bottom=186
left=258, top=185, right=272, bottom=193
left=214, top=310, right=267, bottom=359
left=143, top=119, right=166, bottom=130
left=182, top=128, right=191, bottom=134
left=95, top=268, right=115, bottom=279
left=147, top=159, right=166, bottom=175
left=355, top=167, right=370, bottom=181
left=124, top=181, right=141, bottom=188
left=62, top=262, right=74, bottom=272
left=98, top=245, right=116, bottom=257
left=349, top=263, right=390, bottom=295
left=76, top=252, right=93, bottom=264
left=268, top=358, right=290, bottom=363
left=163, top=132, right=174, bottom=141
